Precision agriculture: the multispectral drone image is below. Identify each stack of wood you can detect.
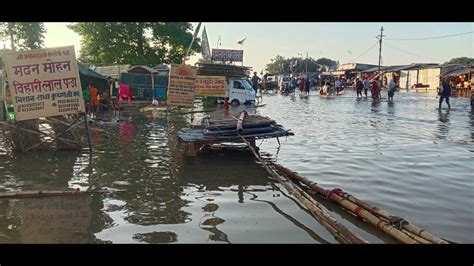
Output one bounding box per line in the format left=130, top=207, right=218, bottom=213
left=196, top=63, right=252, bottom=78
left=203, top=112, right=292, bottom=139
left=178, top=112, right=293, bottom=142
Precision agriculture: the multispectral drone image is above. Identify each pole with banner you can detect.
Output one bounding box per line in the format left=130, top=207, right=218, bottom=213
left=167, top=64, right=197, bottom=115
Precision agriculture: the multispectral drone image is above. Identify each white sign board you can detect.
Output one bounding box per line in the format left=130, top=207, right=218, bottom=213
left=3, top=45, right=85, bottom=121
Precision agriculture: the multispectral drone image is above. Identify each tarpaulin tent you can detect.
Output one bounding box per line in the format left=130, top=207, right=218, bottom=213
left=77, top=62, right=108, bottom=93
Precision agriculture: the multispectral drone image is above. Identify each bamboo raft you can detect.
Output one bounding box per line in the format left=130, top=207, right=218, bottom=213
left=239, top=136, right=451, bottom=244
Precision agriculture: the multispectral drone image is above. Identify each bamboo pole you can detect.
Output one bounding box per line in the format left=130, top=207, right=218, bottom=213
left=25, top=117, right=83, bottom=152
left=336, top=191, right=448, bottom=244
left=0, top=122, right=79, bottom=146
left=236, top=111, right=247, bottom=132
left=0, top=189, right=125, bottom=199
left=240, top=135, right=368, bottom=244
left=401, top=229, right=431, bottom=244
left=269, top=162, right=419, bottom=244
left=245, top=191, right=331, bottom=244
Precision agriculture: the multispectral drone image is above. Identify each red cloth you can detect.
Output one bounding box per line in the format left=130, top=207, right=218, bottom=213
left=119, top=84, right=132, bottom=104
left=371, top=82, right=380, bottom=100
left=89, top=87, right=98, bottom=105
left=119, top=84, right=130, bottom=97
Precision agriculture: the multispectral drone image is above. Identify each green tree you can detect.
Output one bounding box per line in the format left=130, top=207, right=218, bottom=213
left=315, top=58, right=339, bottom=69
left=445, top=57, right=474, bottom=65
left=265, top=55, right=339, bottom=75
left=68, top=22, right=200, bottom=66
left=0, top=22, right=46, bottom=50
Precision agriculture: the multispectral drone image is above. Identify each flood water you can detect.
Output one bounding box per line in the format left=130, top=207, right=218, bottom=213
left=0, top=90, right=473, bottom=243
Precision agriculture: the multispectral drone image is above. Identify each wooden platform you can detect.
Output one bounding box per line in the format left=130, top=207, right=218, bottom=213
left=177, top=113, right=293, bottom=156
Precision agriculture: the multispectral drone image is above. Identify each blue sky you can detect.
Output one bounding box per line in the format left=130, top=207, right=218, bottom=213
left=3, top=22, right=471, bottom=73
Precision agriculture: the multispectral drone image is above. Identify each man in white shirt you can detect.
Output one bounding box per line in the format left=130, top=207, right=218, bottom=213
left=387, top=76, right=397, bottom=102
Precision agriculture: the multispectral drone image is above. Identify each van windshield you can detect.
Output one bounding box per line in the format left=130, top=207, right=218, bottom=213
left=241, top=79, right=253, bottom=90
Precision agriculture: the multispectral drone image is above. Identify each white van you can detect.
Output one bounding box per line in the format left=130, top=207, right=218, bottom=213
left=226, top=78, right=256, bottom=105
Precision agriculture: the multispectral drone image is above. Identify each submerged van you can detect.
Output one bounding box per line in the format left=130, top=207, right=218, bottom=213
left=215, top=78, right=255, bottom=105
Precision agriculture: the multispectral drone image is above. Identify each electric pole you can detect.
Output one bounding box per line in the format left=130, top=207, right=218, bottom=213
left=377, top=26, right=385, bottom=74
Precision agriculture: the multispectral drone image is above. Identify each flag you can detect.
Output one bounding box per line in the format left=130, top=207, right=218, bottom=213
left=201, top=26, right=211, bottom=61
left=193, top=22, right=202, bottom=40
left=184, top=22, right=202, bottom=61
left=289, top=60, right=298, bottom=72
left=237, top=37, right=246, bottom=45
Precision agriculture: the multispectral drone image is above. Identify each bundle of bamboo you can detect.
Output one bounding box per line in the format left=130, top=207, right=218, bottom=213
left=269, top=162, right=450, bottom=244
left=239, top=135, right=368, bottom=244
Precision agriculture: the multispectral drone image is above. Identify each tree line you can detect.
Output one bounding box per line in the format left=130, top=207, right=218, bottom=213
left=264, top=55, right=339, bottom=75
left=1, top=22, right=200, bottom=66
left=1, top=23, right=472, bottom=69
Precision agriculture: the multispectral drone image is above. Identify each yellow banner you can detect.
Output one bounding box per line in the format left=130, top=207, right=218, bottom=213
left=195, top=76, right=227, bottom=97
left=3, top=46, right=85, bottom=121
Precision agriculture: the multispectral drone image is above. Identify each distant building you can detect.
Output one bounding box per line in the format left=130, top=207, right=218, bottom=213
left=94, top=64, right=131, bottom=80
left=333, top=63, right=379, bottom=79
left=121, top=65, right=169, bottom=100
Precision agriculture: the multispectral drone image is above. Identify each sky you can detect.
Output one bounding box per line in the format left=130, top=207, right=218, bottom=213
left=3, top=22, right=472, bottom=73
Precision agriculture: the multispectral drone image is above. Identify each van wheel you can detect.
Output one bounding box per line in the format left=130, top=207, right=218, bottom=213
left=231, top=100, right=240, bottom=106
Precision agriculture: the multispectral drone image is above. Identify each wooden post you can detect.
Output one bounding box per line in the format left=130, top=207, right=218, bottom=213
left=236, top=111, right=247, bottom=132
left=83, top=113, right=92, bottom=160
left=151, top=72, right=154, bottom=101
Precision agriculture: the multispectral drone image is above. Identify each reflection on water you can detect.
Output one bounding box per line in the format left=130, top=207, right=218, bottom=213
left=0, top=91, right=473, bottom=243
left=133, top=231, right=177, bottom=244
left=436, top=110, right=450, bottom=140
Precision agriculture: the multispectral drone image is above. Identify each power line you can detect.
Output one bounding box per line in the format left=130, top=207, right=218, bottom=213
left=349, top=41, right=379, bottom=62
left=385, top=30, right=474, bottom=41
left=384, top=42, right=444, bottom=62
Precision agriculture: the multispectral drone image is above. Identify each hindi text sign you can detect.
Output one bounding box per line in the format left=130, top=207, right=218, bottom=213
left=167, top=64, right=196, bottom=108
left=3, top=45, right=85, bottom=121
left=195, top=76, right=227, bottom=97
left=211, top=49, right=244, bottom=62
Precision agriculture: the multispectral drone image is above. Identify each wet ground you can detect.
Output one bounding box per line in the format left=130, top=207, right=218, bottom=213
left=0, top=90, right=473, bottom=243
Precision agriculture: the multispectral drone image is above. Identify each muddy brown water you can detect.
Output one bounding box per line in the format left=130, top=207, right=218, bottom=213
left=0, top=90, right=472, bottom=243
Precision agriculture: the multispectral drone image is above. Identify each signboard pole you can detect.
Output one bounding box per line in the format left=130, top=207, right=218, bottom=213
left=83, top=112, right=92, bottom=159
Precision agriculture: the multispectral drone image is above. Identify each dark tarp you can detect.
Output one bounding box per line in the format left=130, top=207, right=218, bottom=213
left=77, top=62, right=108, bottom=93
left=440, top=67, right=473, bottom=77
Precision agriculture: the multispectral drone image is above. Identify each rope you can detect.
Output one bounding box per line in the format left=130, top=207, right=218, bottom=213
left=326, top=188, right=347, bottom=198
left=389, top=216, right=409, bottom=230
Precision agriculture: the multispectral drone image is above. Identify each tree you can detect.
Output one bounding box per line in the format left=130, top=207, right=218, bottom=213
left=0, top=22, right=46, bottom=50
left=265, top=55, right=288, bottom=75
left=315, top=58, right=339, bottom=69
left=68, top=22, right=201, bottom=66
left=445, top=57, right=474, bottom=65
left=265, top=55, right=339, bottom=75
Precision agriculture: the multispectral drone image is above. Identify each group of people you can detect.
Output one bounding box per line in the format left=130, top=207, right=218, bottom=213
left=251, top=71, right=472, bottom=110
left=252, top=72, right=313, bottom=95
left=82, top=78, right=133, bottom=119
left=353, top=76, right=395, bottom=101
